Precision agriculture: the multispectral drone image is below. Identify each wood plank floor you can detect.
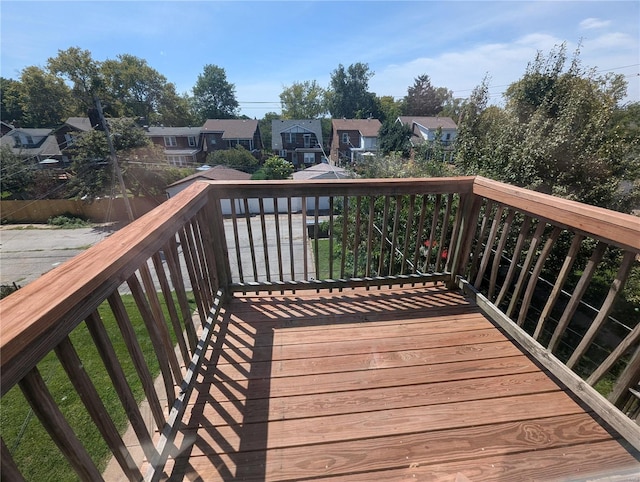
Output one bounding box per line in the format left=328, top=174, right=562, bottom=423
left=163, top=284, right=640, bottom=481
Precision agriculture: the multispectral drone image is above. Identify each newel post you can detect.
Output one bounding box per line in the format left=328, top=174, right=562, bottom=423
left=206, top=188, right=232, bottom=296
left=447, top=192, right=482, bottom=288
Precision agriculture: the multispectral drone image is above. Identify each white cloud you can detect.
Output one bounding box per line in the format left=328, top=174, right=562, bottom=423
left=580, top=18, right=612, bottom=30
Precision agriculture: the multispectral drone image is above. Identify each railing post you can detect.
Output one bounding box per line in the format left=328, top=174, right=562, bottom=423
left=207, top=189, right=232, bottom=295
left=448, top=193, right=482, bottom=288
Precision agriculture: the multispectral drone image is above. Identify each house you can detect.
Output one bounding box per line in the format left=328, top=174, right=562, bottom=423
left=53, top=117, right=94, bottom=163
left=146, top=126, right=204, bottom=167
left=271, top=119, right=324, bottom=168
left=0, top=127, right=62, bottom=165
left=398, top=116, right=458, bottom=162
left=291, top=162, right=353, bottom=181
left=1, top=120, right=14, bottom=137
left=201, top=119, right=263, bottom=156
left=330, top=118, right=381, bottom=164
left=165, top=165, right=251, bottom=198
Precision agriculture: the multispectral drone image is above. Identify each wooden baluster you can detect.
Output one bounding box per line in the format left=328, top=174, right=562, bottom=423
left=243, top=198, right=259, bottom=283
left=567, top=251, right=636, bottom=370
left=195, top=211, right=218, bottom=305
left=151, top=251, right=189, bottom=364
left=273, top=197, right=284, bottom=284
left=163, top=237, right=198, bottom=351
left=84, top=311, right=158, bottom=462
left=548, top=241, right=607, bottom=353
left=609, top=343, right=640, bottom=408
left=186, top=220, right=213, bottom=309
left=177, top=227, right=208, bottom=324
left=517, top=226, right=562, bottom=326
left=533, top=233, right=584, bottom=340
left=436, top=193, right=453, bottom=273
left=288, top=197, right=295, bottom=281
left=55, top=336, right=143, bottom=481
left=302, top=197, right=308, bottom=280
left=421, top=195, right=441, bottom=273
left=365, top=196, right=375, bottom=278
left=377, top=196, right=390, bottom=278
left=107, top=293, right=166, bottom=428
left=400, top=194, right=416, bottom=276
left=1, top=438, right=26, bottom=482
left=488, top=210, right=516, bottom=301
left=411, top=195, right=429, bottom=274
left=139, top=263, right=183, bottom=383
left=229, top=198, right=244, bottom=284
left=468, top=201, right=495, bottom=283
left=19, top=367, right=103, bottom=482
left=328, top=196, right=334, bottom=281
left=506, top=221, right=547, bottom=319
left=258, top=198, right=271, bottom=283
left=353, top=196, right=362, bottom=278
left=495, top=216, right=532, bottom=308
left=127, top=273, right=176, bottom=407
left=388, top=196, right=402, bottom=277
left=474, top=205, right=505, bottom=288
left=340, top=195, right=349, bottom=281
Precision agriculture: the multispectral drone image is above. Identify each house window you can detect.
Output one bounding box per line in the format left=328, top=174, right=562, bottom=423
left=188, top=136, right=196, bottom=147
left=304, top=153, right=315, bottom=164
left=280, top=150, right=287, bottom=158
left=445, top=133, right=451, bottom=140
left=64, top=133, right=75, bottom=147
left=303, top=134, right=312, bottom=148
left=286, top=132, right=295, bottom=144
left=341, top=133, right=349, bottom=144
left=164, top=136, right=177, bottom=147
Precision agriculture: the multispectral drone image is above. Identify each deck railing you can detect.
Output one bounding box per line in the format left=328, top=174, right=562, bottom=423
left=1, top=176, right=639, bottom=481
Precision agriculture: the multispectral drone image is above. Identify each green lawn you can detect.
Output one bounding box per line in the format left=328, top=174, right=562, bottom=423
left=0, top=293, right=194, bottom=481
left=314, top=238, right=344, bottom=280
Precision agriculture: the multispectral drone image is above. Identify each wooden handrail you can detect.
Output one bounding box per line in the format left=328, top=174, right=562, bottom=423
left=0, top=182, right=211, bottom=395
left=472, top=176, right=640, bottom=251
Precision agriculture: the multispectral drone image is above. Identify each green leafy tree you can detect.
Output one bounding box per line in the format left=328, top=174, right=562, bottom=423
left=378, top=119, right=412, bottom=157
left=0, top=78, right=24, bottom=125
left=377, top=95, right=402, bottom=123
left=157, top=85, right=195, bottom=127
left=207, top=145, right=259, bottom=173
left=259, top=112, right=280, bottom=151
left=326, top=63, right=379, bottom=119
left=402, top=74, right=452, bottom=116
left=280, top=80, right=326, bottom=119
left=257, top=155, right=293, bottom=179
left=0, top=146, right=35, bottom=199
left=47, top=47, right=103, bottom=109
left=192, top=64, right=239, bottom=122
left=16, top=66, right=76, bottom=127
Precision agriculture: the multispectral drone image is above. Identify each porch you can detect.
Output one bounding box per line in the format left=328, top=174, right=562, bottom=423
left=1, top=176, right=640, bottom=481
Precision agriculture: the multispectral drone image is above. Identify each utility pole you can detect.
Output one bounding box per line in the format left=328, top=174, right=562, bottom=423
left=93, top=95, right=135, bottom=222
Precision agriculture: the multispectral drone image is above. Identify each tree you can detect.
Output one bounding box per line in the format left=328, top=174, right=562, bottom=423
left=377, top=95, right=402, bottom=123
left=207, top=145, right=259, bottom=173
left=258, top=112, right=280, bottom=151
left=192, top=64, right=239, bottom=122
left=101, top=54, right=168, bottom=123
left=156, top=85, right=195, bottom=127
left=47, top=47, right=103, bottom=108
left=0, top=78, right=24, bottom=125
left=280, top=80, right=326, bottom=119
left=253, top=155, right=293, bottom=180
left=378, top=119, right=412, bottom=157
left=0, top=146, right=34, bottom=199
left=16, top=66, right=75, bottom=127
left=326, top=63, right=379, bottom=119
left=403, top=75, right=452, bottom=116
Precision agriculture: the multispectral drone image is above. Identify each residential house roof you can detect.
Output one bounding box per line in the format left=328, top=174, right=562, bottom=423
left=292, top=163, right=353, bottom=180
left=331, top=118, right=382, bottom=137
left=63, top=117, right=94, bottom=132
left=398, top=116, right=458, bottom=130
left=271, top=119, right=323, bottom=150
left=202, top=119, right=259, bottom=140
left=0, top=128, right=62, bottom=159
left=146, top=126, right=202, bottom=137
left=167, top=165, right=252, bottom=188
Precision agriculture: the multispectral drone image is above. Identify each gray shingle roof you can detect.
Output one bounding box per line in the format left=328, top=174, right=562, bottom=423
left=331, top=119, right=381, bottom=137
left=398, top=116, right=457, bottom=130
left=271, top=119, right=323, bottom=150
left=202, top=119, right=259, bottom=139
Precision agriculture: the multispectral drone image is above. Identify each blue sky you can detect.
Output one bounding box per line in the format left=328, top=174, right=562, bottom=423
left=1, top=1, right=639, bottom=118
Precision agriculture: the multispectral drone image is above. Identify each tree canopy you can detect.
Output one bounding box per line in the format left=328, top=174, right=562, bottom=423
left=191, top=64, right=239, bottom=123
left=279, top=80, right=326, bottom=119
left=403, top=74, right=452, bottom=116
left=326, top=63, right=379, bottom=119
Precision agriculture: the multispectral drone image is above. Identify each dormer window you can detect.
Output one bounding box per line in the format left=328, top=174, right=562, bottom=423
left=164, top=136, right=177, bottom=147
left=341, top=133, right=349, bottom=144
left=188, top=136, right=196, bottom=147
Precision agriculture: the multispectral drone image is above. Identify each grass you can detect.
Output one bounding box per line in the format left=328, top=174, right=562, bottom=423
left=314, top=238, right=343, bottom=280
left=0, top=292, right=195, bottom=481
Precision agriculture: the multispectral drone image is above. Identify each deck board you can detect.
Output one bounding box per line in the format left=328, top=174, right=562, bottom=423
left=167, top=284, right=640, bottom=481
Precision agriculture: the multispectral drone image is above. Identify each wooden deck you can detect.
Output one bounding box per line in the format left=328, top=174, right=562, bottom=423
left=161, top=284, right=640, bottom=481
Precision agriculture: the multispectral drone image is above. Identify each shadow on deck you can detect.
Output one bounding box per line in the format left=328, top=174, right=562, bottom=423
left=157, top=284, right=640, bottom=481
